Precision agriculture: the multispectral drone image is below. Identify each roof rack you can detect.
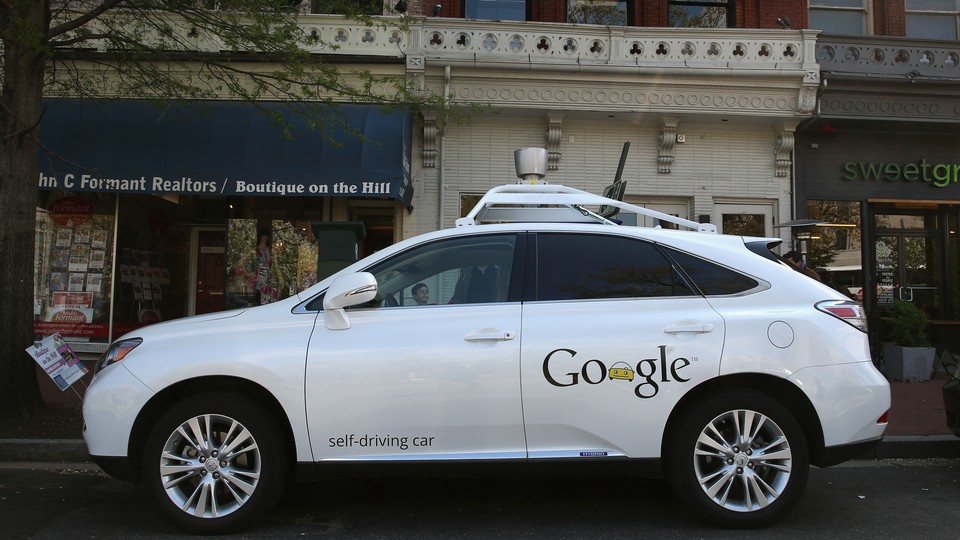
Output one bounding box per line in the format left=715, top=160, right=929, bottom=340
left=455, top=183, right=717, bottom=233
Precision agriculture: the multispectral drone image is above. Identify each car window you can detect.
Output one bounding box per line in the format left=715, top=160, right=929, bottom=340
left=366, top=234, right=518, bottom=307
left=303, top=234, right=520, bottom=311
left=661, top=246, right=759, bottom=295
left=534, top=233, right=695, bottom=301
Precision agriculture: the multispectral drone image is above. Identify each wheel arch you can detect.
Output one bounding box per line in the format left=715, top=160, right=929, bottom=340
left=663, top=373, right=826, bottom=468
left=126, top=376, right=298, bottom=482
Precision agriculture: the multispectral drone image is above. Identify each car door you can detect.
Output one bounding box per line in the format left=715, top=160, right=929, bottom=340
left=520, top=232, right=726, bottom=459
left=305, top=233, right=527, bottom=461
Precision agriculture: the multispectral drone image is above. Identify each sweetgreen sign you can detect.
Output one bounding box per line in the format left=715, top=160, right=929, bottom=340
left=842, top=159, right=960, bottom=188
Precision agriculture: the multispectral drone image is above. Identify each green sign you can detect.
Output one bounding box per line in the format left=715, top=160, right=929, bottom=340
left=842, top=160, right=960, bottom=188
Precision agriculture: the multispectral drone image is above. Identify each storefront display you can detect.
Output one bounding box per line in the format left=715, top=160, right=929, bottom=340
left=34, top=195, right=115, bottom=345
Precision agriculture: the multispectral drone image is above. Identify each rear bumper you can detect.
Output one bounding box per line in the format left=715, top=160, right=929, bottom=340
left=814, top=436, right=883, bottom=467
left=789, top=361, right=890, bottom=450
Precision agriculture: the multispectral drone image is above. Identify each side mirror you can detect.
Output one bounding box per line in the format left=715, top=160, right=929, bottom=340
left=323, top=272, right=378, bottom=330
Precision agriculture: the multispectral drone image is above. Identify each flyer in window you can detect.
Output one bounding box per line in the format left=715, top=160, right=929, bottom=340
left=68, top=256, right=89, bottom=272
left=52, top=292, right=93, bottom=308
left=25, top=332, right=88, bottom=392
left=132, top=282, right=144, bottom=300
left=89, top=250, right=105, bottom=270
left=86, top=273, right=102, bottom=293
left=51, top=248, right=70, bottom=269
left=91, top=229, right=107, bottom=249
left=74, top=226, right=91, bottom=244
left=68, top=273, right=85, bottom=292
left=151, top=283, right=162, bottom=301
left=49, top=272, right=66, bottom=292
left=56, top=228, right=73, bottom=247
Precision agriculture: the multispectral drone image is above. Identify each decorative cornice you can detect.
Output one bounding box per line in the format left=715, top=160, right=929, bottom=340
left=658, top=120, right=678, bottom=174
left=546, top=113, right=564, bottom=170
left=422, top=110, right=438, bottom=168
left=775, top=128, right=795, bottom=178
left=446, top=81, right=801, bottom=116
left=820, top=94, right=960, bottom=122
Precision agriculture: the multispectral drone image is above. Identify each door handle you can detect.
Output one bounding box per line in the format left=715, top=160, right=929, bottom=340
left=664, top=322, right=714, bottom=335
left=465, top=330, right=517, bottom=342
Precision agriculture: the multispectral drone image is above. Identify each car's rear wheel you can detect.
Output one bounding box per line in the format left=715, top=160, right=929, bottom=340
left=668, top=390, right=809, bottom=528
left=142, top=392, right=287, bottom=534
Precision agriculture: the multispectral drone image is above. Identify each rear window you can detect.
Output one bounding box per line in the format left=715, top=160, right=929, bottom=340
left=662, top=247, right=759, bottom=296
left=535, top=233, right=695, bottom=300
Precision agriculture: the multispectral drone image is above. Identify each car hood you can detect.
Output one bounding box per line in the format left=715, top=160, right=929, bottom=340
left=115, top=308, right=248, bottom=341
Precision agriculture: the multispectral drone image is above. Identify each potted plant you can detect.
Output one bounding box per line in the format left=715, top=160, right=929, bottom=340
left=882, top=300, right=936, bottom=382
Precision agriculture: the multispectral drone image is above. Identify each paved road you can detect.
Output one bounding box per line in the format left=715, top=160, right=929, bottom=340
left=2, top=459, right=959, bottom=539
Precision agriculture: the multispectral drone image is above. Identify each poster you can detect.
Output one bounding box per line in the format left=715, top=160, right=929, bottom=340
left=52, top=292, right=93, bottom=308
left=89, top=250, right=105, bottom=270
left=74, top=226, right=91, bottom=244
left=25, top=333, right=88, bottom=391
left=91, top=229, right=107, bottom=249
left=56, top=229, right=73, bottom=247
left=68, top=273, right=86, bottom=292
left=86, top=273, right=103, bottom=293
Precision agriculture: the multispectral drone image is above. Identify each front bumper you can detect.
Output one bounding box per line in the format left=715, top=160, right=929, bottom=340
left=82, top=364, right=154, bottom=460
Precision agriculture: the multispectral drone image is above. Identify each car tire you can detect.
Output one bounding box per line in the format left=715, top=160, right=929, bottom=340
left=142, top=392, right=288, bottom=534
left=667, top=390, right=809, bottom=528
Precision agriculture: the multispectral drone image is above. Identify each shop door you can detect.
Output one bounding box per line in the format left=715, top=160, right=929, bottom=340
left=873, top=209, right=943, bottom=319
left=195, top=230, right=226, bottom=314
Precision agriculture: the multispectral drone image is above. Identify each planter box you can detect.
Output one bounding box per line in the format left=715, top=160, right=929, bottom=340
left=883, top=344, right=936, bottom=382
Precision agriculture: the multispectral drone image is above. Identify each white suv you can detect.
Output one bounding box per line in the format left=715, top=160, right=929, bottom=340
left=82, top=151, right=889, bottom=533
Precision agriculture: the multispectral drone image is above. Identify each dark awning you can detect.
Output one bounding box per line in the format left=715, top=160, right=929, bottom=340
left=38, top=99, right=413, bottom=206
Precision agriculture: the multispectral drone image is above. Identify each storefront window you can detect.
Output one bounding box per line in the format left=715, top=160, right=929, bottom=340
left=807, top=200, right=863, bottom=300
left=34, top=194, right=116, bottom=346
left=226, top=219, right=319, bottom=307
left=113, top=195, right=193, bottom=336
left=950, top=210, right=959, bottom=320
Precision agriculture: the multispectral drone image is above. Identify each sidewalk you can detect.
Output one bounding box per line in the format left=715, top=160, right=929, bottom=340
left=1, top=375, right=958, bottom=463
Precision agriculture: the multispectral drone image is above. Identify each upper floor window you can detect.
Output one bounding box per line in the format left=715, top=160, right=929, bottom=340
left=808, top=0, right=867, bottom=35
left=906, top=0, right=959, bottom=40
left=567, top=1, right=628, bottom=26
left=466, top=0, right=528, bottom=21
left=309, top=0, right=384, bottom=15
left=669, top=0, right=733, bottom=28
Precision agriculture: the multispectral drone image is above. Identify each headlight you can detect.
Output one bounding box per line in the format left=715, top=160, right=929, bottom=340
left=96, top=338, right=142, bottom=373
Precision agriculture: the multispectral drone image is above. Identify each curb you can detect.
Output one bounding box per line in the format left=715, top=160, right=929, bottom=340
left=0, top=439, right=90, bottom=463
left=861, top=435, right=960, bottom=460
left=1, top=436, right=959, bottom=465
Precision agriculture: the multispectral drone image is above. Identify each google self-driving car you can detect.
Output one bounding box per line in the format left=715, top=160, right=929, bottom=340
left=82, top=148, right=890, bottom=533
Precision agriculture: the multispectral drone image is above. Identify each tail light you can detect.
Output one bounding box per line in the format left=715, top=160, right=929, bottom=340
left=816, top=300, right=868, bottom=332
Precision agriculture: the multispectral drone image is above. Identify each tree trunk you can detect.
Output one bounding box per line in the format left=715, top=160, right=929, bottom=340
left=0, top=1, right=51, bottom=417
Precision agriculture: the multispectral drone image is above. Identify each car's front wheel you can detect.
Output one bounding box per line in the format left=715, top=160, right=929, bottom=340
left=668, top=390, right=809, bottom=528
left=142, top=392, right=288, bottom=534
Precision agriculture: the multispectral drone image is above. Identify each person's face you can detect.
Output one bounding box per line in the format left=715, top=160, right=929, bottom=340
left=414, top=286, right=429, bottom=304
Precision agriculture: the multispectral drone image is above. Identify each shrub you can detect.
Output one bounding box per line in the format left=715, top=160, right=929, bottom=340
left=886, top=300, right=930, bottom=348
